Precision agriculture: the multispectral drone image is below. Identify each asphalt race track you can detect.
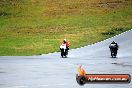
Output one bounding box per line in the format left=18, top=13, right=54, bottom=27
left=0, top=30, right=132, bottom=88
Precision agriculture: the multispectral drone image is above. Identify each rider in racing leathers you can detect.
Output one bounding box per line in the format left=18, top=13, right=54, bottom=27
left=61, top=39, right=70, bottom=55
left=109, top=41, right=119, bottom=57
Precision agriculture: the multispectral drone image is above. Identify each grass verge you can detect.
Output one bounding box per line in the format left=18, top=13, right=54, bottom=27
left=0, top=0, right=131, bottom=55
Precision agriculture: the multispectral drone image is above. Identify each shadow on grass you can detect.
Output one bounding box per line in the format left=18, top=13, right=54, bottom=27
left=101, top=27, right=130, bottom=36
left=0, top=12, right=11, bottom=16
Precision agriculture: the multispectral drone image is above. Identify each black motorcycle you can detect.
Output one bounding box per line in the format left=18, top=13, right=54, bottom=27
left=110, top=48, right=117, bottom=58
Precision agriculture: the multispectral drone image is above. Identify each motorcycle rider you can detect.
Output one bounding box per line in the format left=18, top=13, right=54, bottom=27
left=109, top=41, right=119, bottom=58
left=61, top=39, right=70, bottom=55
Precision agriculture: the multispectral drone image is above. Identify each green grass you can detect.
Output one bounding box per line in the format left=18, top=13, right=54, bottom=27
left=0, top=0, right=132, bottom=55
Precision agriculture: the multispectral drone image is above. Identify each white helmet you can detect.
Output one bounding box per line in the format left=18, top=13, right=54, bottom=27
left=64, top=39, right=66, bottom=42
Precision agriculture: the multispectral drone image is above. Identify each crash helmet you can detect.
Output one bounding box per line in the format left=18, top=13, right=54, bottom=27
left=112, top=41, right=115, bottom=43
left=63, top=39, right=66, bottom=43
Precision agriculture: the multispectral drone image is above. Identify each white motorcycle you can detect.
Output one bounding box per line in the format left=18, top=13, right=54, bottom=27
left=60, top=44, right=68, bottom=58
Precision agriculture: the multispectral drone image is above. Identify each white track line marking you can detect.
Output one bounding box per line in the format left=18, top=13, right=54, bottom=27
left=39, top=83, right=68, bottom=87
left=5, top=86, right=28, bottom=88
left=39, top=85, right=49, bottom=87
left=55, top=83, right=67, bottom=86
left=5, top=84, right=68, bottom=88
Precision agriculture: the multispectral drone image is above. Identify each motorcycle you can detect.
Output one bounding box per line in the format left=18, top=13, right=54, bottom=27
left=109, top=44, right=118, bottom=58
left=110, top=48, right=117, bottom=58
left=60, top=44, right=68, bottom=58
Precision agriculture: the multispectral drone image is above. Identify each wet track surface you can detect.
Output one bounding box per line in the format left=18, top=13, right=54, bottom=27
left=0, top=30, right=132, bottom=88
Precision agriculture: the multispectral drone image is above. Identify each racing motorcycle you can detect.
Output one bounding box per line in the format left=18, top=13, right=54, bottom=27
left=60, top=44, right=68, bottom=58
left=110, top=48, right=117, bottom=58
left=109, top=44, right=118, bottom=58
